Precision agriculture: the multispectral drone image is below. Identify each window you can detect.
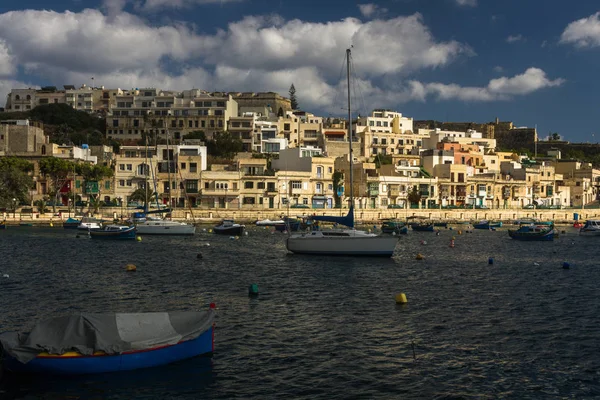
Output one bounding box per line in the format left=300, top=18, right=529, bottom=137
left=126, top=164, right=132, bottom=171
left=316, top=183, right=322, bottom=193
left=119, top=180, right=125, bottom=187
left=291, top=181, right=302, bottom=189
left=328, top=167, right=333, bottom=173
left=257, top=182, right=265, bottom=189
left=181, top=163, right=186, bottom=170
left=216, top=182, right=228, bottom=190
left=303, top=198, right=309, bottom=205
left=316, top=166, right=323, bottom=178
left=190, top=163, right=197, bottom=173
left=126, top=180, right=132, bottom=187
left=119, top=164, right=125, bottom=171
left=113, top=120, right=119, bottom=127
left=244, top=182, right=254, bottom=189
left=105, top=181, right=110, bottom=190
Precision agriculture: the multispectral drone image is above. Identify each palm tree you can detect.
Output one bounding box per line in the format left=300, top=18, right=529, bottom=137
left=88, top=195, right=105, bottom=215
left=129, top=188, right=157, bottom=210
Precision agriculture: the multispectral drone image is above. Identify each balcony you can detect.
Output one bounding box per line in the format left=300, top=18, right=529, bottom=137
left=368, top=189, right=379, bottom=196
left=185, top=188, right=199, bottom=194
left=266, top=186, right=278, bottom=193
left=419, top=190, right=429, bottom=197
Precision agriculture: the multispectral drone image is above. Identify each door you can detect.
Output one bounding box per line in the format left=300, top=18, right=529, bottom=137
left=269, top=197, right=274, bottom=208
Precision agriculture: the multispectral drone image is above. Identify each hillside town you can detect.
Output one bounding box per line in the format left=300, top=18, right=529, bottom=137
left=1, top=84, right=599, bottom=215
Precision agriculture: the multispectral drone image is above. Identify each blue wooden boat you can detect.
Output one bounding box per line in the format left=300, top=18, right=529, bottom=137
left=410, top=222, right=434, bottom=232
left=381, top=219, right=408, bottom=234
left=508, top=225, right=554, bottom=241
left=88, top=225, right=136, bottom=240
left=62, top=217, right=81, bottom=229
left=473, top=220, right=503, bottom=229
left=1, top=309, right=215, bottom=375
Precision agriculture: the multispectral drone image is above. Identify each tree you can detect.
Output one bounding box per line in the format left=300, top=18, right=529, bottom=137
left=407, top=186, right=422, bottom=206
left=88, top=196, right=105, bottom=215
left=129, top=188, right=157, bottom=210
left=332, top=171, right=344, bottom=208
left=206, top=132, right=243, bottom=160
left=0, top=158, right=34, bottom=208
left=39, top=157, right=76, bottom=213
left=289, top=84, right=299, bottom=110
left=182, top=130, right=207, bottom=141
left=549, top=132, right=561, bottom=141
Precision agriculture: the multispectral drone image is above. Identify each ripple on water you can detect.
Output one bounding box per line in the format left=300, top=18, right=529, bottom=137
left=1, top=226, right=599, bottom=398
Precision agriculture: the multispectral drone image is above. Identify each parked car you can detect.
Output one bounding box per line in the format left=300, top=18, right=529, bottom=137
left=290, top=204, right=310, bottom=209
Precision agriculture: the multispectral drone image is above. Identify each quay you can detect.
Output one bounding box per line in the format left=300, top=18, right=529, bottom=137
left=1, top=208, right=595, bottom=227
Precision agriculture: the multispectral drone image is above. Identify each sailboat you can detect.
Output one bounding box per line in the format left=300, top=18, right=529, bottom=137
left=134, top=133, right=196, bottom=236
left=285, top=48, right=399, bottom=257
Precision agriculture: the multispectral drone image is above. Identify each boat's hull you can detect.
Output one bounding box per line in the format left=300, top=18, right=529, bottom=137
left=256, top=219, right=284, bottom=227
left=213, top=226, right=244, bottom=236
left=2, top=326, right=213, bottom=375
left=508, top=229, right=554, bottom=241
left=474, top=222, right=503, bottom=229
left=579, top=229, right=600, bottom=236
left=410, top=224, right=434, bottom=232
left=89, top=227, right=137, bottom=240
left=286, top=235, right=398, bottom=256
left=136, top=224, right=196, bottom=236
left=63, top=223, right=80, bottom=229
left=0, top=223, right=5, bottom=230
left=381, top=223, right=408, bottom=234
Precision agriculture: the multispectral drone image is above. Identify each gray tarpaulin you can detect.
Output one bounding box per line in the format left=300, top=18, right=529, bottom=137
left=0, top=310, right=215, bottom=364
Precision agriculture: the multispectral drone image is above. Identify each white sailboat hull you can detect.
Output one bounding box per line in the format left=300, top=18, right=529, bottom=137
left=136, top=220, right=196, bottom=235
left=286, top=232, right=398, bottom=256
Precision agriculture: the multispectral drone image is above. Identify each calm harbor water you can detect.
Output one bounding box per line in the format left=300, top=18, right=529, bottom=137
left=0, top=224, right=599, bottom=399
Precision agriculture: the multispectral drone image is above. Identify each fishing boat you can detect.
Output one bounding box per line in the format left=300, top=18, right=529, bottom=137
left=508, top=224, right=555, bottom=241
left=514, top=218, right=553, bottom=226
left=213, top=219, right=245, bottom=236
left=88, top=225, right=136, bottom=240
left=473, top=220, right=503, bottom=229
left=381, top=219, right=408, bottom=234
left=579, top=220, right=600, bottom=236
left=62, top=217, right=81, bottom=229
left=274, top=217, right=301, bottom=232
left=285, top=49, right=398, bottom=257
left=407, top=216, right=434, bottom=232
left=0, top=308, right=215, bottom=375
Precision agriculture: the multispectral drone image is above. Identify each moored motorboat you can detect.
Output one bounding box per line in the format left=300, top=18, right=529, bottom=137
left=256, top=218, right=284, bottom=227
left=89, top=225, right=136, bottom=240
left=508, top=224, right=555, bottom=241
left=62, top=217, right=81, bottom=229
left=579, top=220, right=600, bottom=236
left=473, top=220, right=503, bottom=229
left=77, top=217, right=102, bottom=231
left=213, top=219, right=245, bottom=236
left=135, top=217, right=196, bottom=236
left=0, top=308, right=215, bottom=375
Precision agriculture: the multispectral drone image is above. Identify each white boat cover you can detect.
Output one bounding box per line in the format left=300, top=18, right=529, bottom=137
left=0, top=310, right=214, bottom=364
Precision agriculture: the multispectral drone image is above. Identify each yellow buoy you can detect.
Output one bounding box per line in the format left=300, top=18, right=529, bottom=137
left=395, top=293, right=408, bottom=304
left=49, top=222, right=53, bottom=227
left=416, top=253, right=424, bottom=260
left=208, top=229, right=213, bottom=233
left=136, top=236, right=142, bottom=242
left=125, top=264, right=137, bottom=272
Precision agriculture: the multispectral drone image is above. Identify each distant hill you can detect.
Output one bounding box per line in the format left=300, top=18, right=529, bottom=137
left=0, top=104, right=106, bottom=146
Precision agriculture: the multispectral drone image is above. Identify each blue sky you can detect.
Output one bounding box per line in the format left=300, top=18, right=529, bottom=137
left=0, top=0, right=599, bottom=142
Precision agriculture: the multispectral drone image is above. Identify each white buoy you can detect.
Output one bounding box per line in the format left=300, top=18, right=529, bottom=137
left=244, top=231, right=248, bottom=236
left=2, top=274, right=8, bottom=278
left=229, top=236, right=235, bottom=240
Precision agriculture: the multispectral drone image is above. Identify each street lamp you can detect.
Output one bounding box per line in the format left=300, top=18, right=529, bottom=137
left=12, top=198, right=16, bottom=219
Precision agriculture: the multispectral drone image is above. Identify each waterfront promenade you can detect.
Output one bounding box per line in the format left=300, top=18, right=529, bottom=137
left=1, top=207, right=595, bottom=226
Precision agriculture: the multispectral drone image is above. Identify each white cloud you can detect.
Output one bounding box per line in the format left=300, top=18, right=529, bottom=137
left=139, top=0, right=244, bottom=11
left=0, top=40, right=15, bottom=77
left=560, top=12, right=600, bottom=48
left=455, top=0, right=477, bottom=7
left=506, top=34, right=523, bottom=43
left=0, top=7, right=563, bottom=110
left=493, top=66, right=503, bottom=73
left=358, top=3, right=388, bottom=18
left=423, top=67, right=565, bottom=101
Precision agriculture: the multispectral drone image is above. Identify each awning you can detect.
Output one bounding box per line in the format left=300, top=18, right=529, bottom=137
left=324, top=131, right=345, bottom=136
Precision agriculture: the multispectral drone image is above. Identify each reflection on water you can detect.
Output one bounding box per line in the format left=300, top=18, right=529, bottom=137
left=0, top=356, right=214, bottom=399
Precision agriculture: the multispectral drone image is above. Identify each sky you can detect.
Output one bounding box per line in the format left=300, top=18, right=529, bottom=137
left=0, top=0, right=599, bottom=142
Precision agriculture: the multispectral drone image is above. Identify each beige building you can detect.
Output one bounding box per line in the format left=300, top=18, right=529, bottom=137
left=106, top=89, right=239, bottom=142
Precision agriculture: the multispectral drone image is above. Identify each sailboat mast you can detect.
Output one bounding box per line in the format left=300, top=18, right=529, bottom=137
left=347, top=48, right=353, bottom=208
